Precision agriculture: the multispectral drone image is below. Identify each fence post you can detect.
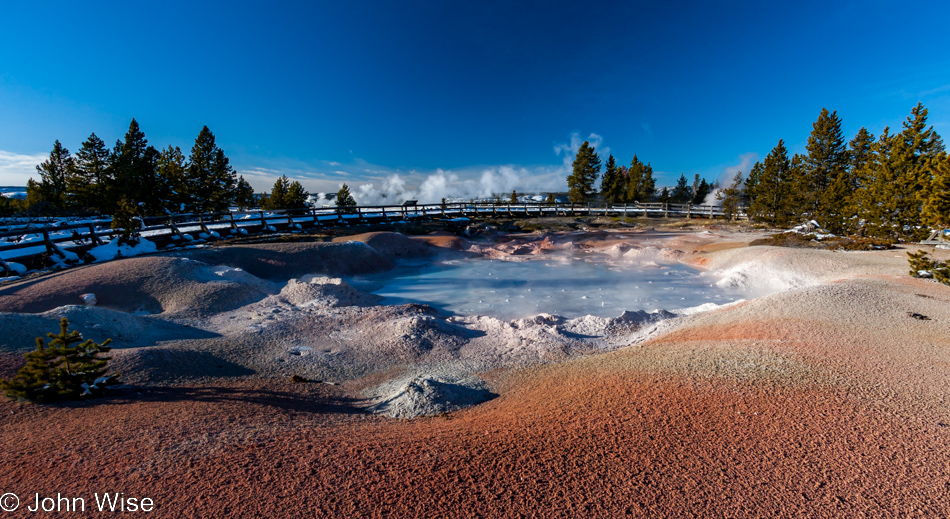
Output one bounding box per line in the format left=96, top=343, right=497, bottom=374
left=87, top=223, right=104, bottom=245
left=664, top=203, right=669, bottom=218
left=41, top=228, right=56, bottom=256
left=686, top=205, right=691, bottom=219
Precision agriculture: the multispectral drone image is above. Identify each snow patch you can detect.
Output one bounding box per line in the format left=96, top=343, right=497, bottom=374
left=87, top=237, right=158, bottom=263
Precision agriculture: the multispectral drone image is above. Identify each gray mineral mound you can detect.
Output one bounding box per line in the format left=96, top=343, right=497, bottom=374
left=0, top=255, right=277, bottom=317
left=0, top=305, right=218, bottom=353
left=368, top=376, right=497, bottom=419
left=177, top=241, right=393, bottom=280
left=280, top=276, right=383, bottom=307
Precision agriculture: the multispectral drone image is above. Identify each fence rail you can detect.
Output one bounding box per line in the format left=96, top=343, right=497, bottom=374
left=0, top=201, right=745, bottom=272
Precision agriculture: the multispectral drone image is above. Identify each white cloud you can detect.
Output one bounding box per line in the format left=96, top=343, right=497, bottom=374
left=0, top=150, right=46, bottom=186
left=553, top=132, right=609, bottom=166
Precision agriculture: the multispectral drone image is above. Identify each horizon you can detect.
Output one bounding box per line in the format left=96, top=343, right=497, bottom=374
left=2, top=1, right=948, bottom=201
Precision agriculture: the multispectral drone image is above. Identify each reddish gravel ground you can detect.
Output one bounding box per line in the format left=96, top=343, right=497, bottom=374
left=3, top=233, right=950, bottom=517
left=1, top=363, right=948, bottom=518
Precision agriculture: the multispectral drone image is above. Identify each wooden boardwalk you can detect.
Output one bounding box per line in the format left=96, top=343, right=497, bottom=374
left=0, top=201, right=743, bottom=272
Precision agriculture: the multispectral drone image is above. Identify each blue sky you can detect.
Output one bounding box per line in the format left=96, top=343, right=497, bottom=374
left=2, top=0, right=949, bottom=202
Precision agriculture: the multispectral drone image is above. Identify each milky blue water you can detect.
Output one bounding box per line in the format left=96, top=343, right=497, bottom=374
left=347, top=256, right=745, bottom=320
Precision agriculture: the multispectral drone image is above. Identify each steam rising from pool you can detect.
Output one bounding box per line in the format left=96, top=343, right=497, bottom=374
left=347, top=255, right=748, bottom=320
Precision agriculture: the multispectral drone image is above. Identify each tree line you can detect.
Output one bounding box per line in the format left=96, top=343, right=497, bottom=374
left=567, top=102, right=947, bottom=239
left=0, top=119, right=313, bottom=217
left=568, top=143, right=714, bottom=206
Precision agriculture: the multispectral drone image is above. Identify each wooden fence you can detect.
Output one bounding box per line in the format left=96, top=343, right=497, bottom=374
left=0, top=201, right=744, bottom=272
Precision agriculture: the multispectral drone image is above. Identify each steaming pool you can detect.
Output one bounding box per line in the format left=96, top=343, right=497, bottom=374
left=347, top=255, right=748, bottom=320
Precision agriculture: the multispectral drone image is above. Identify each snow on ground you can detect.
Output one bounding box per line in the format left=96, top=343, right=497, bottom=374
left=87, top=237, right=159, bottom=262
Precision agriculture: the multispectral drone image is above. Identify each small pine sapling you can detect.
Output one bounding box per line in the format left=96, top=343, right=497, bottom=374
left=0, top=318, right=116, bottom=402
left=907, top=250, right=950, bottom=285
left=111, top=197, right=141, bottom=246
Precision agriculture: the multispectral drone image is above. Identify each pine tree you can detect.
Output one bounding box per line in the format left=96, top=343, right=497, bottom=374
left=510, top=189, right=518, bottom=203
left=625, top=159, right=643, bottom=203
left=187, top=126, right=236, bottom=213
left=748, top=140, right=795, bottom=226
left=624, top=155, right=655, bottom=202
left=335, top=183, right=356, bottom=207
left=691, top=177, right=712, bottom=205
left=110, top=119, right=159, bottom=215
left=286, top=181, right=309, bottom=209
left=849, top=127, right=875, bottom=174
left=0, top=318, right=114, bottom=403
left=71, top=133, right=111, bottom=214
left=716, top=171, right=745, bottom=220
left=922, top=154, right=950, bottom=229
left=567, top=141, right=600, bottom=203
left=156, top=145, right=189, bottom=213
left=744, top=161, right=763, bottom=207
left=600, top=154, right=620, bottom=203
left=34, top=140, right=74, bottom=211
left=903, top=102, right=945, bottom=161
left=641, top=161, right=656, bottom=202
left=266, top=176, right=290, bottom=209
left=671, top=173, right=690, bottom=203
left=111, top=197, right=142, bottom=245
left=234, top=176, right=256, bottom=210
left=658, top=187, right=671, bottom=203
left=24, top=178, right=48, bottom=212
left=857, top=127, right=922, bottom=238
left=804, top=108, right=849, bottom=227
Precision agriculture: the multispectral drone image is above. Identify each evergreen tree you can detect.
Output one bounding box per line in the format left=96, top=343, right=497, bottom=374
left=671, top=173, right=690, bottom=203
left=691, top=177, right=712, bottom=205
left=33, top=140, right=74, bottom=211
left=0, top=318, right=114, bottom=402
left=510, top=189, right=518, bottom=203
left=24, top=178, right=49, bottom=212
left=110, top=119, right=159, bottom=215
left=111, top=197, right=142, bottom=245
left=848, top=127, right=875, bottom=174
left=234, top=176, right=256, bottom=210
left=544, top=193, right=556, bottom=205
left=187, top=126, right=235, bottom=213
left=624, top=155, right=655, bottom=202
left=266, top=175, right=290, bottom=209
left=748, top=140, right=795, bottom=226
left=71, top=133, right=111, bottom=214
left=854, top=127, right=923, bottom=237
left=716, top=171, right=745, bottom=220
left=286, top=181, right=309, bottom=209
left=657, top=187, right=671, bottom=203
left=156, top=145, right=189, bottom=213
left=600, top=154, right=621, bottom=203
left=567, top=141, right=600, bottom=203
left=744, top=161, right=763, bottom=206
left=335, top=183, right=356, bottom=207
left=624, top=159, right=643, bottom=203
left=902, top=103, right=946, bottom=225
left=803, top=108, right=849, bottom=226
left=902, top=102, right=945, bottom=161
left=922, top=154, right=950, bottom=229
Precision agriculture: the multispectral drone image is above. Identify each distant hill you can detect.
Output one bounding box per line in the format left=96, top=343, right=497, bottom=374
left=0, top=187, right=26, bottom=199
